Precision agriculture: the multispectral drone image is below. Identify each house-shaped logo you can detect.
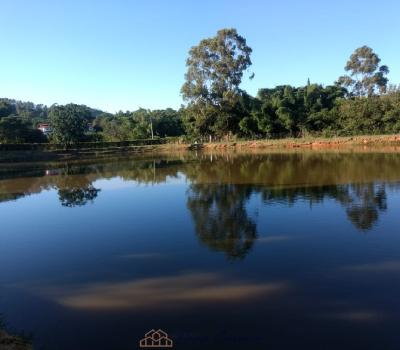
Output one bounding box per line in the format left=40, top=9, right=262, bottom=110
left=139, top=329, right=173, bottom=348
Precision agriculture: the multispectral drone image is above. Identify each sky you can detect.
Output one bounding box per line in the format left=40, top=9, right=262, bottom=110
left=1, top=0, right=399, bottom=112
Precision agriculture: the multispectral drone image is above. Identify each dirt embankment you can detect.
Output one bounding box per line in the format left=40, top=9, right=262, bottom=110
left=202, top=135, right=400, bottom=150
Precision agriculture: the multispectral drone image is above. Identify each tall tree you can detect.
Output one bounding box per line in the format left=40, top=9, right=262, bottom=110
left=181, top=28, right=253, bottom=138
left=337, top=46, right=389, bottom=96
left=49, top=104, right=88, bottom=148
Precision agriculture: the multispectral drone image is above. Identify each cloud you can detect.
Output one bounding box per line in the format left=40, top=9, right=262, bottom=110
left=117, top=253, right=164, bottom=259
left=41, top=273, right=289, bottom=311
left=323, top=311, right=382, bottom=322
left=93, top=178, right=136, bottom=190
left=257, top=235, right=291, bottom=243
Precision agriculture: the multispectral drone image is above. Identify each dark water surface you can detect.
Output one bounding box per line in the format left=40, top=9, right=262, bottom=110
left=1, top=151, right=400, bottom=350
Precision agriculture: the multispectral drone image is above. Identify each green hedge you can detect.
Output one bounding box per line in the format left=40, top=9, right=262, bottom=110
left=0, top=138, right=166, bottom=151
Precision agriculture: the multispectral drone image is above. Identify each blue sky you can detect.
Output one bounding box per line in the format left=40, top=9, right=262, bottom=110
left=1, top=0, right=399, bottom=112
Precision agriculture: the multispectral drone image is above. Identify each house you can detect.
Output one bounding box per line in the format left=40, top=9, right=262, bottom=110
left=87, top=123, right=95, bottom=132
left=37, top=123, right=51, bottom=135
left=45, top=169, right=62, bottom=176
left=37, top=123, right=94, bottom=134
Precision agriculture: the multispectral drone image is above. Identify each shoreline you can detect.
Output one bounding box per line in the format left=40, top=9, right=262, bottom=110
left=1, top=134, right=400, bottom=164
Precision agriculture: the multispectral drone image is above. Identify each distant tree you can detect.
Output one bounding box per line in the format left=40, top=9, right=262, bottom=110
left=304, top=84, right=346, bottom=132
left=181, top=28, right=253, bottom=138
left=151, top=108, right=184, bottom=137
left=335, top=89, right=400, bottom=135
left=49, top=104, right=88, bottom=148
left=238, top=116, right=258, bottom=136
left=92, top=112, right=113, bottom=132
left=131, top=108, right=153, bottom=139
left=97, top=116, right=133, bottom=141
left=237, top=92, right=261, bottom=137
left=276, top=86, right=298, bottom=135
left=0, top=100, right=16, bottom=118
left=337, top=46, right=389, bottom=96
left=0, top=117, right=46, bottom=143
left=0, top=98, right=49, bottom=120
left=252, top=84, right=347, bottom=136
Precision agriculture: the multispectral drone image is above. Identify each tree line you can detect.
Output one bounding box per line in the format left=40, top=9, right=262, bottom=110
left=0, top=28, right=399, bottom=146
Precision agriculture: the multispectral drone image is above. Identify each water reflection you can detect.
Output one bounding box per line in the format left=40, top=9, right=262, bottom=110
left=0, top=152, right=398, bottom=232
left=54, top=168, right=101, bottom=207
left=58, top=186, right=100, bottom=207
left=187, top=184, right=257, bottom=259
left=42, top=273, right=288, bottom=310
left=2, top=151, right=400, bottom=350
left=342, top=184, right=387, bottom=231
left=0, top=192, right=25, bottom=203
left=185, top=181, right=390, bottom=260
left=259, top=183, right=388, bottom=231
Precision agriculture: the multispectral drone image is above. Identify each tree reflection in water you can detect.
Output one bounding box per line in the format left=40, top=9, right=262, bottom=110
left=54, top=165, right=101, bottom=207
left=0, top=153, right=397, bottom=233
left=58, top=186, right=100, bottom=207
left=187, top=181, right=389, bottom=259
left=259, top=183, right=387, bottom=231
left=341, top=184, right=387, bottom=231
left=187, top=184, right=257, bottom=260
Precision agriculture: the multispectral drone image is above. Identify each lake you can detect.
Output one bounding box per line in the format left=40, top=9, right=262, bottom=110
left=1, top=150, right=400, bottom=350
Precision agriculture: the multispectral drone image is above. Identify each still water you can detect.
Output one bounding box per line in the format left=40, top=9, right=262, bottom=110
left=1, top=150, right=400, bottom=350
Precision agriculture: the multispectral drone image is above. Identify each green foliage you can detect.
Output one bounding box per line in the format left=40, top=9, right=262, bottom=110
left=94, top=108, right=184, bottom=141
left=0, top=100, right=16, bottom=118
left=49, top=104, right=89, bottom=147
left=240, top=84, right=346, bottom=137
left=337, top=46, right=389, bottom=96
left=335, top=90, right=400, bottom=135
left=0, top=117, right=46, bottom=143
left=95, top=114, right=135, bottom=141
left=151, top=108, right=185, bottom=137
left=181, top=28, right=253, bottom=138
